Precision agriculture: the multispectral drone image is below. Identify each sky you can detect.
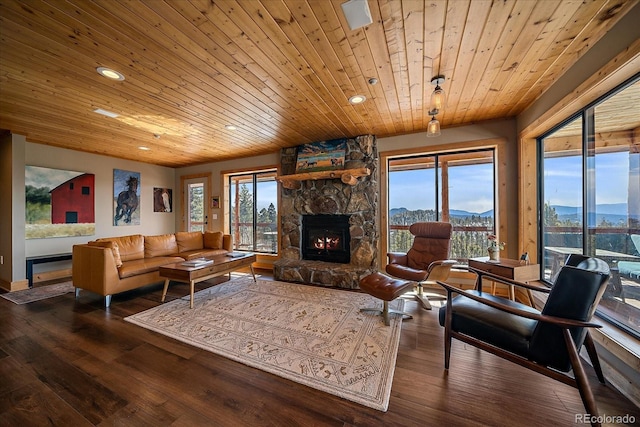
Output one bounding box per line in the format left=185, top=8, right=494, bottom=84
left=544, top=151, right=629, bottom=207
left=25, top=165, right=84, bottom=189
left=389, top=163, right=494, bottom=213
left=389, top=151, right=631, bottom=214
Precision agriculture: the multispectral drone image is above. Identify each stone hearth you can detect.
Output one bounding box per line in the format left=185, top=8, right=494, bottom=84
left=274, top=135, right=378, bottom=289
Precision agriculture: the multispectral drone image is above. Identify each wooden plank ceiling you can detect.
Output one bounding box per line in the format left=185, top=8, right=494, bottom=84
left=0, top=0, right=637, bottom=168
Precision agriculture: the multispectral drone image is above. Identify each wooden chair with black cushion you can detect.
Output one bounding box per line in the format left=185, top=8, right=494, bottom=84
left=437, top=257, right=611, bottom=427
left=386, top=221, right=456, bottom=310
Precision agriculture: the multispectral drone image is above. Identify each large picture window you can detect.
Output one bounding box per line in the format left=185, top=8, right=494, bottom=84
left=387, top=148, right=496, bottom=260
left=538, top=75, right=640, bottom=338
left=228, top=170, right=278, bottom=254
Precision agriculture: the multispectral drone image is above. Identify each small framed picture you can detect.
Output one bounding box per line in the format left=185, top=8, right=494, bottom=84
left=211, top=196, right=220, bottom=209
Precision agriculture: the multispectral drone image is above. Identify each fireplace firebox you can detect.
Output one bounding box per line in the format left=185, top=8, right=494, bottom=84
left=301, top=214, right=351, bottom=264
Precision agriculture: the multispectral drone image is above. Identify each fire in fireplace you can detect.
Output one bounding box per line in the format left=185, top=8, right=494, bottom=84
left=301, top=214, right=350, bottom=264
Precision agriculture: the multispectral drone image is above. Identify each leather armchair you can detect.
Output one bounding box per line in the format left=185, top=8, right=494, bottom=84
left=437, top=257, right=611, bottom=426
left=386, top=222, right=456, bottom=310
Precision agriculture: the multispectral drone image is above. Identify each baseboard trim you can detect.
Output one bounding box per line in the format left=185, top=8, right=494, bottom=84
left=0, top=278, right=29, bottom=292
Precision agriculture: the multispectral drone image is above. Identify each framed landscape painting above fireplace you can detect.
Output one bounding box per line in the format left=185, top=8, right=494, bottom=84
left=295, top=138, right=346, bottom=173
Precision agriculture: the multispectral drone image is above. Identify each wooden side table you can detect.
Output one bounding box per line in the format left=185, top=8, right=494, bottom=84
left=468, top=257, right=540, bottom=305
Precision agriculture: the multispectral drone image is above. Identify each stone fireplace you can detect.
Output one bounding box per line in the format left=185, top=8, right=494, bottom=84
left=274, top=135, right=378, bottom=289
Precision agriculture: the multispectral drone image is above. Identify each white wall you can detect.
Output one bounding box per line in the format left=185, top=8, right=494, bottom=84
left=11, top=137, right=175, bottom=281
left=378, top=119, right=516, bottom=151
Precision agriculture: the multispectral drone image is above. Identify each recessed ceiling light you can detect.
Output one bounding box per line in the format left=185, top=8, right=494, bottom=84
left=96, top=66, right=125, bottom=81
left=349, top=95, right=366, bottom=105
left=138, top=146, right=150, bottom=151
left=225, top=125, right=237, bottom=131
left=93, top=108, right=119, bottom=118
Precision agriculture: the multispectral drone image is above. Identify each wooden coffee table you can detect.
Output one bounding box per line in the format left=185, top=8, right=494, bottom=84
left=160, top=253, right=257, bottom=308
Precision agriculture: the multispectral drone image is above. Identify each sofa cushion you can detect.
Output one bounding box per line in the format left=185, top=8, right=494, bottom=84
left=204, top=231, right=224, bottom=249
left=179, top=248, right=228, bottom=260
left=175, top=231, right=203, bottom=253
left=98, top=234, right=144, bottom=261
left=88, top=240, right=123, bottom=267
left=118, top=256, right=184, bottom=279
left=145, top=233, right=178, bottom=258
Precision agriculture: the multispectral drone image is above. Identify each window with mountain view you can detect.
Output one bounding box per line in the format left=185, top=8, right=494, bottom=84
left=539, top=75, right=639, bottom=338
left=228, top=170, right=278, bottom=254
left=388, top=149, right=496, bottom=260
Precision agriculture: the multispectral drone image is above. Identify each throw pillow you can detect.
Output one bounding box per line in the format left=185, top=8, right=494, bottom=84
left=175, top=231, right=204, bottom=253
left=204, top=231, right=224, bottom=249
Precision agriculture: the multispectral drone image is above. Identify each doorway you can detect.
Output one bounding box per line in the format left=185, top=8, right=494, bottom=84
left=181, top=173, right=211, bottom=232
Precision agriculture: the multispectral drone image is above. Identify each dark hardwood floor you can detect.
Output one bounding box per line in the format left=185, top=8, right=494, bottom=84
left=1, top=273, right=638, bottom=426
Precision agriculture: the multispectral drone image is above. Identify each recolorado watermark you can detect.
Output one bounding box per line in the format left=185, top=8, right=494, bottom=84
left=576, top=414, right=636, bottom=424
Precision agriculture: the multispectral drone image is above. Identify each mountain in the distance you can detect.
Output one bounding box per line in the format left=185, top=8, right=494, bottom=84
left=389, top=207, right=408, bottom=217
left=547, top=203, right=628, bottom=215
left=449, top=209, right=493, bottom=218
left=391, top=203, right=630, bottom=222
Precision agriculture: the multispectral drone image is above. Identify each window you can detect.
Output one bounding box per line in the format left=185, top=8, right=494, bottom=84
left=228, top=170, right=278, bottom=254
left=187, top=182, right=205, bottom=232
left=538, top=74, right=640, bottom=338
left=387, top=148, right=497, bottom=260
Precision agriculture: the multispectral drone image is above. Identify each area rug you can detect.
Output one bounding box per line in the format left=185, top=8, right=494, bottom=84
left=124, top=277, right=404, bottom=411
left=1, top=281, right=74, bottom=304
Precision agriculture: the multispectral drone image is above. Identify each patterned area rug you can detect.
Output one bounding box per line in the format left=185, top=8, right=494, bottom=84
left=124, top=277, right=404, bottom=411
left=1, top=281, right=74, bottom=304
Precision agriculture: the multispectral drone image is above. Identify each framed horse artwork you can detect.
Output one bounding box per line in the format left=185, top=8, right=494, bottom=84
left=113, top=169, right=141, bottom=226
left=153, top=187, right=172, bottom=213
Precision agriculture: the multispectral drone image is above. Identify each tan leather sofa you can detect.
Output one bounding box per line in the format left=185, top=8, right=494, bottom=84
left=72, top=231, right=232, bottom=307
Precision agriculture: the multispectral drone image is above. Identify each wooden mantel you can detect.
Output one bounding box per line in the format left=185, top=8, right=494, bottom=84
left=275, top=167, right=371, bottom=190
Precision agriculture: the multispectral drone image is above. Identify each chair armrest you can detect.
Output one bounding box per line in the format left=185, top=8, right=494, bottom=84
left=387, top=252, right=408, bottom=265
left=425, top=259, right=457, bottom=281
left=437, top=280, right=601, bottom=329
left=467, top=266, right=551, bottom=293
left=428, top=259, right=458, bottom=269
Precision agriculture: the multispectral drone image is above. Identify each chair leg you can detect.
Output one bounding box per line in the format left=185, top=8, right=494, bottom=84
left=414, top=282, right=432, bottom=310
left=444, top=291, right=453, bottom=369
left=584, top=332, right=606, bottom=384
left=361, top=300, right=412, bottom=326
left=563, top=329, right=600, bottom=426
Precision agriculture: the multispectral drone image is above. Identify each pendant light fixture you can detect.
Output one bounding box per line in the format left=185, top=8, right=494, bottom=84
left=429, top=75, right=446, bottom=113
left=427, top=109, right=441, bottom=137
